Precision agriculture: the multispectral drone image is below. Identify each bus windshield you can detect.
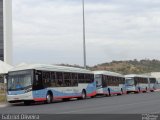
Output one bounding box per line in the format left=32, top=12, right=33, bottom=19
left=8, top=71, right=32, bottom=91
left=126, top=78, right=135, bottom=86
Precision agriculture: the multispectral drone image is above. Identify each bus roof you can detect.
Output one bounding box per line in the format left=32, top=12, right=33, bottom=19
left=9, top=64, right=93, bottom=74
left=125, top=74, right=149, bottom=78
left=93, top=71, right=124, bottom=77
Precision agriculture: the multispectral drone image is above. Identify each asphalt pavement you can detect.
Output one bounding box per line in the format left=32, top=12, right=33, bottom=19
left=0, top=91, right=160, bottom=114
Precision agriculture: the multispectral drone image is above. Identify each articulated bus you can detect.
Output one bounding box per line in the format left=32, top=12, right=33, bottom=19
left=94, top=71, right=126, bottom=96
left=7, top=64, right=96, bottom=105
left=125, top=74, right=150, bottom=94
left=148, top=77, right=157, bottom=92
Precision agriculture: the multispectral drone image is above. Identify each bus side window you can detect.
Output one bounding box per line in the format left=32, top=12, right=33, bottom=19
left=91, top=74, right=94, bottom=83
left=71, top=73, right=78, bottom=86
left=88, top=74, right=94, bottom=83
left=135, top=77, right=138, bottom=85
left=85, top=74, right=91, bottom=83
left=135, top=80, right=137, bottom=85
left=56, top=72, right=63, bottom=87
left=119, top=78, right=122, bottom=84
left=35, top=75, right=38, bottom=85
left=102, top=75, right=107, bottom=87
left=64, top=72, right=72, bottom=87
left=51, top=72, right=56, bottom=87
left=106, top=76, right=109, bottom=86
left=123, top=78, right=125, bottom=84
left=78, top=74, right=85, bottom=83
left=115, top=77, right=118, bottom=86
left=42, top=72, right=51, bottom=87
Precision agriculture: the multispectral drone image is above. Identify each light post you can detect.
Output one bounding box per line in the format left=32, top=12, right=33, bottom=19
left=82, top=0, right=86, bottom=69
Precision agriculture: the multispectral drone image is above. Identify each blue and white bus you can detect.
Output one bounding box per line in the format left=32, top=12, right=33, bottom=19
left=148, top=77, right=157, bottom=92
left=7, top=64, right=96, bottom=105
left=125, top=74, right=149, bottom=94
left=94, top=71, right=126, bottom=96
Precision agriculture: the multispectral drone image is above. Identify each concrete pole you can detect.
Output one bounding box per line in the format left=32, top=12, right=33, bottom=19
left=82, top=0, right=87, bottom=69
left=3, top=0, right=12, bottom=65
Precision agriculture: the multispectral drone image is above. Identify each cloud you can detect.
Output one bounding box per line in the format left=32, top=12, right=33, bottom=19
left=13, top=0, right=160, bottom=66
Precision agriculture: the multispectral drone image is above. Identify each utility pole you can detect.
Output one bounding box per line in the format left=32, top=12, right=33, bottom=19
left=82, top=0, right=86, bottom=69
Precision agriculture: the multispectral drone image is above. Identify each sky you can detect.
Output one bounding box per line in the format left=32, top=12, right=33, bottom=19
left=12, top=0, right=160, bottom=66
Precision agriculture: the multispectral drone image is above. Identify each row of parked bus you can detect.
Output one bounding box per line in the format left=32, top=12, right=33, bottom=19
left=6, top=64, right=157, bottom=105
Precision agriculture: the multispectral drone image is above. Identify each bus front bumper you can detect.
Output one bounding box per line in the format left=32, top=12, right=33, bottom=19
left=7, top=91, right=33, bottom=102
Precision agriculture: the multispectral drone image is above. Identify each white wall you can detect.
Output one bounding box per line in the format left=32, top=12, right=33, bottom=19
left=150, top=72, right=160, bottom=84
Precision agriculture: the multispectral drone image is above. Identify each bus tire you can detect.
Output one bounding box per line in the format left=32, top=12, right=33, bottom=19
left=151, top=88, right=155, bottom=92
left=151, top=87, right=155, bottom=92
left=138, top=88, right=141, bottom=93
left=82, top=89, right=87, bottom=99
left=46, top=91, right=53, bottom=104
left=121, top=88, right=123, bottom=95
left=78, top=89, right=86, bottom=100
left=91, top=95, right=96, bottom=98
left=108, top=89, right=111, bottom=96
left=145, top=87, right=148, bottom=92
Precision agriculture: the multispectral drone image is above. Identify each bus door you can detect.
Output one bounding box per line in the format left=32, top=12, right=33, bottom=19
left=33, top=70, right=44, bottom=90
left=95, top=74, right=102, bottom=89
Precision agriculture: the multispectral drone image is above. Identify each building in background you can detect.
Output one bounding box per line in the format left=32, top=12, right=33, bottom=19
left=0, top=0, right=12, bottom=65
left=146, top=72, right=160, bottom=84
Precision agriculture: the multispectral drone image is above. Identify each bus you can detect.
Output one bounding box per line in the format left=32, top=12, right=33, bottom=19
left=7, top=64, right=96, bottom=105
left=94, top=71, right=125, bottom=96
left=125, top=74, right=149, bottom=94
left=148, top=77, right=157, bottom=92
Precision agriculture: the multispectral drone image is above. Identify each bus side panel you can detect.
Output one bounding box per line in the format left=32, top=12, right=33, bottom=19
left=149, top=83, right=156, bottom=91
left=32, top=88, right=81, bottom=101
left=102, top=87, right=109, bottom=94
left=32, top=89, right=47, bottom=101
left=52, top=88, right=81, bottom=99
left=32, top=82, right=96, bottom=101
left=85, top=81, right=97, bottom=97
left=107, top=86, right=122, bottom=95
left=51, top=82, right=96, bottom=99
left=96, top=85, right=126, bottom=95
left=138, top=84, right=149, bottom=92
left=96, top=87, right=105, bottom=95
left=125, top=85, right=138, bottom=92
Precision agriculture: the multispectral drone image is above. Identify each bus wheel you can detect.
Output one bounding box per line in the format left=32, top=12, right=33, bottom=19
left=81, top=90, right=87, bottom=99
left=108, top=89, right=111, bottom=96
left=46, top=93, right=53, bottom=104
left=151, top=87, right=155, bottom=92
left=78, top=90, right=86, bottom=100
left=77, top=90, right=87, bottom=100
left=145, top=87, right=148, bottom=92
left=138, top=88, right=141, bottom=93
left=121, top=89, right=123, bottom=95
left=91, top=95, right=96, bottom=98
